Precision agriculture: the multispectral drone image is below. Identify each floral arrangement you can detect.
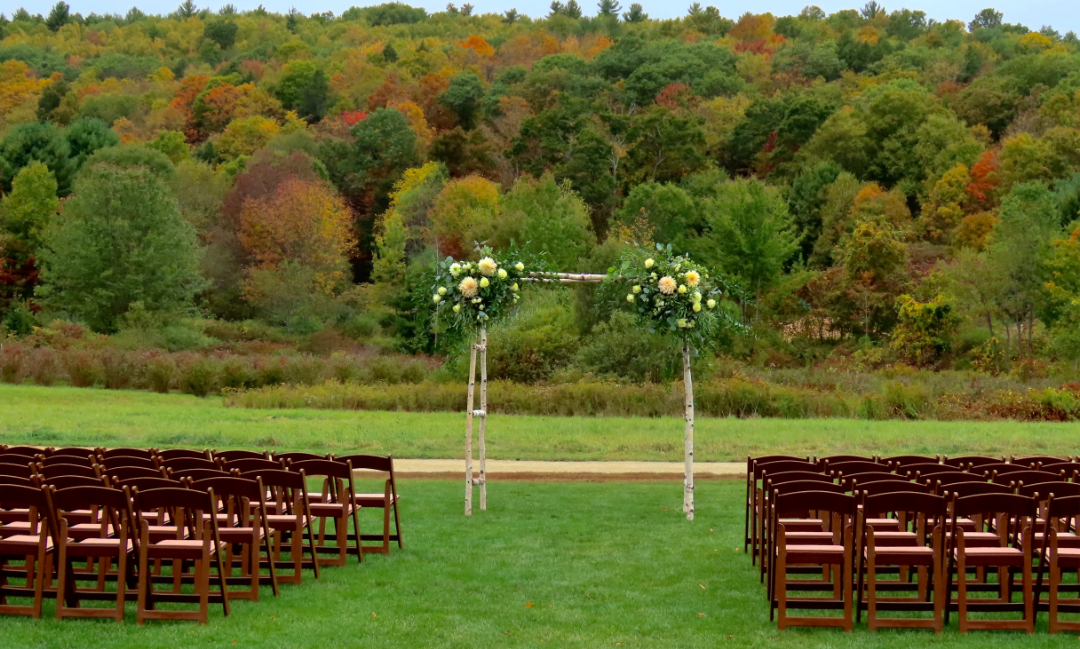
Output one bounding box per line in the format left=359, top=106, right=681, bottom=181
left=609, top=243, right=742, bottom=346
left=432, top=247, right=528, bottom=328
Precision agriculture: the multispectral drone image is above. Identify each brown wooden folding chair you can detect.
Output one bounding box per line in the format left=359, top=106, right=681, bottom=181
left=1012, top=456, right=1067, bottom=470
left=882, top=455, right=940, bottom=470
left=100, top=456, right=159, bottom=472
left=745, top=455, right=810, bottom=552
left=0, top=484, right=58, bottom=618
left=40, top=454, right=96, bottom=468
left=103, top=466, right=168, bottom=485
left=214, top=450, right=269, bottom=463
left=771, top=490, right=857, bottom=631
left=188, top=476, right=278, bottom=602
left=237, top=468, right=320, bottom=585
left=159, top=457, right=220, bottom=474
left=856, top=491, right=947, bottom=632
left=100, top=448, right=157, bottom=460
left=991, top=470, right=1060, bottom=490
left=334, top=454, right=403, bottom=555
left=1037, top=494, right=1080, bottom=634
left=133, top=487, right=228, bottom=625
left=751, top=459, right=819, bottom=567
left=291, top=459, right=362, bottom=566
left=51, top=485, right=137, bottom=622
left=761, top=479, right=846, bottom=591
left=946, top=492, right=1036, bottom=633
left=156, top=449, right=212, bottom=462
left=943, top=456, right=1000, bottom=469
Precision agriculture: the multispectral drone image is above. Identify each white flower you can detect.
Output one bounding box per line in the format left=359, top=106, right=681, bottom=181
left=453, top=304, right=461, bottom=313
left=677, top=318, right=688, bottom=328
left=432, top=294, right=442, bottom=304
left=658, top=276, right=677, bottom=295
left=438, top=287, right=447, bottom=296
left=645, top=258, right=655, bottom=269
left=693, top=302, right=702, bottom=313
left=478, top=257, right=497, bottom=276
left=480, top=277, right=490, bottom=288
left=685, top=270, right=700, bottom=287
left=511, top=283, right=519, bottom=292
left=632, top=285, right=641, bottom=294
left=707, top=299, right=716, bottom=309
left=677, top=285, right=687, bottom=295
left=497, top=268, right=508, bottom=279
left=515, top=262, right=525, bottom=272
left=627, top=294, right=635, bottom=303
left=449, top=263, right=461, bottom=277
left=459, top=276, right=479, bottom=298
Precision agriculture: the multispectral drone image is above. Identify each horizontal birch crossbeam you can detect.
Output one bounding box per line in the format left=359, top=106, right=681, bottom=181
left=525, top=272, right=614, bottom=284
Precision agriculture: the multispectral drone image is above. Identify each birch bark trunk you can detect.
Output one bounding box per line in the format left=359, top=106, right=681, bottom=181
left=683, top=344, right=695, bottom=521
left=479, top=326, right=488, bottom=511
left=464, top=335, right=478, bottom=516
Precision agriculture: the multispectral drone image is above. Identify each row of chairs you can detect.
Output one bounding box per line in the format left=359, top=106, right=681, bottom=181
left=0, top=445, right=403, bottom=624
left=744, top=453, right=1080, bottom=633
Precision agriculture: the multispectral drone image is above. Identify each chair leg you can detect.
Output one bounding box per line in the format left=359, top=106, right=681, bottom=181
left=867, top=560, right=877, bottom=631
left=957, top=553, right=968, bottom=634
left=136, top=546, right=149, bottom=626
left=55, top=542, right=68, bottom=621
left=776, top=550, right=787, bottom=630
left=392, top=499, right=403, bottom=549
left=115, top=551, right=127, bottom=623
left=1049, top=562, right=1060, bottom=634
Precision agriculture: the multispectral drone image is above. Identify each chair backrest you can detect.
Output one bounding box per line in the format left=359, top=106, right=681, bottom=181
left=943, top=455, right=999, bottom=468
left=133, top=487, right=217, bottom=539
left=40, top=454, right=95, bottom=468
left=0, top=452, right=39, bottom=466
left=50, top=485, right=133, bottom=539
left=765, top=471, right=833, bottom=486
left=113, top=476, right=179, bottom=493
left=159, top=457, right=220, bottom=472
left=926, top=472, right=983, bottom=486
left=829, top=460, right=889, bottom=476
left=976, top=462, right=1016, bottom=476
left=771, top=480, right=847, bottom=498
left=170, top=468, right=233, bottom=482
left=334, top=454, right=392, bottom=472
left=290, top=459, right=352, bottom=481
left=1046, top=495, right=1080, bottom=528
left=38, top=463, right=99, bottom=480
left=863, top=491, right=945, bottom=523
left=1011, top=455, right=1066, bottom=468
left=42, top=474, right=104, bottom=490
left=840, top=471, right=897, bottom=490
left=0, top=483, right=57, bottom=538
left=748, top=455, right=808, bottom=471
left=1020, top=481, right=1080, bottom=499
left=274, top=452, right=330, bottom=463
left=903, top=463, right=954, bottom=477
left=1041, top=461, right=1080, bottom=476
left=104, top=465, right=167, bottom=485
left=774, top=490, right=857, bottom=519
left=100, top=447, right=156, bottom=460
left=0, top=474, right=36, bottom=487
left=237, top=468, right=311, bottom=518
left=952, top=493, right=1036, bottom=542
left=882, top=455, right=939, bottom=468
left=157, top=449, right=212, bottom=461
left=222, top=458, right=284, bottom=473
left=3, top=446, right=46, bottom=457
left=189, top=476, right=266, bottom=528
left=991, top=470, right=1058, bottom=487
left=816, top=455, right=872, bottom=470
left=857, top=479, right=930, bottom=496
left=0, top=462, right=35, bottom=479
left=943, top=481, right=1012, bottom=499
left=755, top=460, right=818, bottom=481
left=100, top=455, right=158, bottom=471
left=50, top=447, right=99, bottom=459
left=214, top=449, right=269, bottom=462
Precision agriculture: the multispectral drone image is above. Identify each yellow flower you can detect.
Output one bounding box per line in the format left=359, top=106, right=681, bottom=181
left=511, top=283, right=519, bottom=291
left=645, top=258, right=655, bottom=269
left=685, top=270, right=700, bottom=287
left=658, top=276, right=677, bottom=295
left=677, top=285, right=687, bottom=295
left=497, top=268, right=508, bottom=279
left=707, top=299, right=716, bottom=309
left=515, top=262, right=525, bottom=272
left=432, top=294, right=442, bottom=304
left=453, top=304, right=461, bottom=313
left=459, top=276, right=479, bottom=298
left=692, top=302, right=702, bottom=313
left=632, top=285, right=641, bottom=294
left=627, top=294, right=635, bottom=303
left=692, top=292, right=701, bottom=303
left=438, top=287, right=447, bottom=296
left=477, top=257, right=498, bottom=276
left=677, top=318, right=688, bottom=328
left=480, top=277, right=490, bottom=288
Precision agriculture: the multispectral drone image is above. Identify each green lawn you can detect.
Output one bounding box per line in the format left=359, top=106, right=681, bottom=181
left=1, top=385, right=1079, bottom=461
left=1, top=480, right=1073, bottom=648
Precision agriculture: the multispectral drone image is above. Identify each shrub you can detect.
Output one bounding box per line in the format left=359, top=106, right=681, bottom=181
left=61, top=348, right=103, bottom=387
left=180, top=357, right=221, bottom=397
left=161, top=324, right=214, bottom=351
left=327, top=352, right=363, bottom=383
left=142, top=351, right=176, bottom=393
left=486, top=291, right=579, bottom=383
left=27, top=347, right=62, bottom=386
left=101, top=348, right=136, bottom=390
left=221, top=356, right=257, bottom=389
left=574, top=312, right=684, bottom=382
left=283, top=355, right=326, bottom=386
left=253, top=356, right=286, bottom=386
left=0, top=344, right=26, bottom=383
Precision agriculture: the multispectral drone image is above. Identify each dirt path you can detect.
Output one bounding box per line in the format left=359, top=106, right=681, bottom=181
left=393, top=459, right=745, bottom=482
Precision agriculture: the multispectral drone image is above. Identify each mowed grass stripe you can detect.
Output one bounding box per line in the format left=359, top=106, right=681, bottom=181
left=1, top=385, right=1078, bottom=462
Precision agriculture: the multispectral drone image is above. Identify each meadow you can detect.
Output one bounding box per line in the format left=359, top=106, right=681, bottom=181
left=2, top=384, right=1080, bottom=461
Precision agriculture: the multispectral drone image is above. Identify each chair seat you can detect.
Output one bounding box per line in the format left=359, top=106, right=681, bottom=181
left=144, top=525, right=189, bottom=542
left=147, top=539, right=206, bottom=560
left=1022, top=532, right=1080, bottom=548
left=266, top=514, right=310, bottom=530
left=784, top=532, right=834, bottom=543
left=218, top=527, right=259, bottom=542
left=949, top=531, right=1001, bottom=547
left=0, top=521, right=32, bottom=537
left=1053, top=547, right=1080, bottom=568
left=0, top=534, right=53, bottom=552
left=309, top=502, right=355, bottom=517
left=72, top=538, right=134, bottom=555
left=865, top=518, right=901, bottom=532
left=866, top=545, right=934, bottom=565
left=867, top=531, right=918, bottom=547
left=352, top=493, right=398, bottom=507
left=68, top=523, right=116, bottom=540
left=782, top=544, right=847, bottom=564
left=955, top=546, right=1024, bottom=567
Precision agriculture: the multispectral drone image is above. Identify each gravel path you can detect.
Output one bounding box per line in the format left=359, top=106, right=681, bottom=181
left=392, top=459, right=745, bottom=481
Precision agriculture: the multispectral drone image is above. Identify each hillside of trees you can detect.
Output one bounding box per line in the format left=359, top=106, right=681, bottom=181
left=1, top=2, right=1079, bottom=389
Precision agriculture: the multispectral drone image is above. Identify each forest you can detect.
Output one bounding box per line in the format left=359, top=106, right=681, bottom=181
left=1, top=1, right=1080, bottom=417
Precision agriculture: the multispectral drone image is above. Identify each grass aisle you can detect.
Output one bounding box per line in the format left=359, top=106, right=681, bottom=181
left=1, top=480, right=1070, bottom=648
left=1, top=385, right=1079, bottom=461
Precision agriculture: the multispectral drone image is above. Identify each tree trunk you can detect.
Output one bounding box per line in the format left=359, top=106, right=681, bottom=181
left=683, top=345, right=695, bottom=521
left=984, top=309, right=994, bottom=340
left=479, top=326, right=488, bottom=511
left=464, top=335, right=478, bottom=516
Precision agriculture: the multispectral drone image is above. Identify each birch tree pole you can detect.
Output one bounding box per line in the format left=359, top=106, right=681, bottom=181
left=464, top=333, right=478, bottom=516
left=464, top=327, right=489, bottom=515
left=683, top=344, right=695, bottom=520
left=478, top=326, right=488, bottom=510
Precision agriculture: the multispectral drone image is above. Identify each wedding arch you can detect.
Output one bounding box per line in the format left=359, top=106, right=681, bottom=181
left=432, top=245, right=739, bottom=521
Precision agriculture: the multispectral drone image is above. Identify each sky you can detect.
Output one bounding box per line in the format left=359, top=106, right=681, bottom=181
left=7, top=0, right=1080, bottom=35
